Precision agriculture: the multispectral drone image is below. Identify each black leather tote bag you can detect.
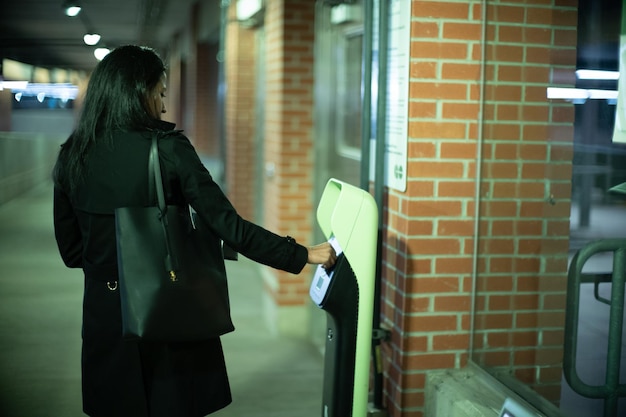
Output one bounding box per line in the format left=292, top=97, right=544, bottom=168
left=115, top=135, right=235, bottom=341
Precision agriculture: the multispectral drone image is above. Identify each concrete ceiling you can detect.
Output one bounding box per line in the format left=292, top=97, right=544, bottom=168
left=0, top=0, right=201, bottom=74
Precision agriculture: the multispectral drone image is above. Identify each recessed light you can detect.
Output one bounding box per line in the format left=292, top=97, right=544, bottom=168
left=63, top=1, right=82, bottom=17
left=94, top=48, right=111, bottom=61
left=83, top=34, right=101, bottom=46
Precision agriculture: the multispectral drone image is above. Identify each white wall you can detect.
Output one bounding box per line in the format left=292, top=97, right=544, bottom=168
left=0, top=108, right=72, bottom=205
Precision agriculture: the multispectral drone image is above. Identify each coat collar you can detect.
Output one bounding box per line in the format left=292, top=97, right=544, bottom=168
left=155, top=119, right=177, bottom=131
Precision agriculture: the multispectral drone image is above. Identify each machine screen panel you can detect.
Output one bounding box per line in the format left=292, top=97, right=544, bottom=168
left=309, top=236, right=343, bottom=306
left=315, top=276, right=325, bottom=290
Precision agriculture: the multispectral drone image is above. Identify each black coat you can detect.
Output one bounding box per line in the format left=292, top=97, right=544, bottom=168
left=53, top=122, right=308, bottom=417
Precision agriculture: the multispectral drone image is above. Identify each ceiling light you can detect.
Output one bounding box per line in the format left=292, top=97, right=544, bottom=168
left=546, top=87, right=618, bottom=102
left=237, top=0, right=263, bottom=21
left=0, top=80, right=29, bottom=90
left=94, top=48, right=111, bottom=61
left=66, top=6, right=81, bottom=16
left=63, top=1, right=82, bottom=17
left=7, top=83, right=79, bottom=100
left=576, top=69, right=620, bottom=80
left=83, top=33, right=101, bottom=46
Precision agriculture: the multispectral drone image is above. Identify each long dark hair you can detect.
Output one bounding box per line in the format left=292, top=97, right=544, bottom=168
left=53, top=45, right=166, bottom=193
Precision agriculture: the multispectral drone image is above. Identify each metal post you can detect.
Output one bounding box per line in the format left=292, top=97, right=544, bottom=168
left=371, top=0, right=389, bottom=412
left=360, top=0, right=373, bottom=191
left=603, top=248, right=625, bottom=417
left=564, top=239, right=626, bottom=417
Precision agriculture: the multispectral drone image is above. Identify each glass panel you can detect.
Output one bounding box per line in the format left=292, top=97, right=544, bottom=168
left=312, top=3, right=362, bottom=189
left=472, top=0, right=626, bottom=415
left=335, top=28, right=363, bottom=159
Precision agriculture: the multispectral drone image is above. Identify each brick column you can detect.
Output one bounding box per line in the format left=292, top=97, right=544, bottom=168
left=0, top=89, right=11, bottom=131
left=262, top=0, right=316, bottom=335
left=193, top=42, right=220, bottom=156
left=225, top=3, right=257, bottom=219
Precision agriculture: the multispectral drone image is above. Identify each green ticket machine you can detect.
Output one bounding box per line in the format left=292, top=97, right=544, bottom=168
left=309, top=178, right=379, bottom=417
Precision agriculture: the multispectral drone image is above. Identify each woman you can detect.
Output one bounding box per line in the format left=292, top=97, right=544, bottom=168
left=53, top=45, right=336, bottom=417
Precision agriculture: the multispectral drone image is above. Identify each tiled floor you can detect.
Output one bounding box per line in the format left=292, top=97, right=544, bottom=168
left=0, top=183, right=324, bottom=417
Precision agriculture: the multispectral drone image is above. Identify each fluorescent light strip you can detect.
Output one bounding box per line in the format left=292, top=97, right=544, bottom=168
left=547, top=87, right=618, bottom=100
left=9, top=83, right=79, bottom=100
left=0, top=81, right=29, bottom=90
left=576, top=69, right=620, bottom=80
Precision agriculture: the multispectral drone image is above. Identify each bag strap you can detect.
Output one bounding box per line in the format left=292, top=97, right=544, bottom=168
left=148, top=143, right=155, bottom=205
left=149, top=136, right=178, bottom=281
left=150, top=136, right=167, bottom=212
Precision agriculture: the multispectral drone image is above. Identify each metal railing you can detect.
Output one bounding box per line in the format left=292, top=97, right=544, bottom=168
left=564, top=239, right=626, bottom=417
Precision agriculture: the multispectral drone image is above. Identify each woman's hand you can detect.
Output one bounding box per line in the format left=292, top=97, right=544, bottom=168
left=307, top=242, right=337, bottom=270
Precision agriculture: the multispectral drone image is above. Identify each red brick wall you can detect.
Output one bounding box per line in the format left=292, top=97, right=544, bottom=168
left=165, top=6, right=219, bottom=159
left=165, top=19, right=220, bottom=162
left=0, top=89, right=11, bottom=131
left=182, top=7, right=199, bottom=145
left=165, top=44, right=183, bottom=130
left=193, top=42, right=220, bottom=157
left=225, top=4, right=257, bottom=220
left=262, top=0, right=316, bottom=305
left=380, top=1, right=577, bottom=415
left=167, top=1, right=314, bottom=312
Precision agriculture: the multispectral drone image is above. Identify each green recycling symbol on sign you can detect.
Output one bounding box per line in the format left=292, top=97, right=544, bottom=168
left=394, top=164, right=404, bottom=179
